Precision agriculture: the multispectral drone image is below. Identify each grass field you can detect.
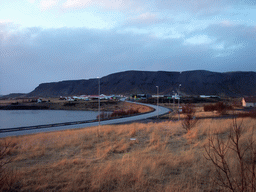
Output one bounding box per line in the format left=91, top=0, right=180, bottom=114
left=1, top=115, right=256, bottom=191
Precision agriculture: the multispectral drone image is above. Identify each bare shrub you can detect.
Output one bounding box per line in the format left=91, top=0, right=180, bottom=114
left=182, top=104, right=198, bottom=131
left=215, top=102, right=230, bottom=115
left=203, top=102, right=233, bottom=115
left=204, top=118, right=256, bottom=191
left=204, top=104, right=215, bottom=112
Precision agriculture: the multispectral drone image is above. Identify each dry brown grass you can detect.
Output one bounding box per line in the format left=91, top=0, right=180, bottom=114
left=1, top=117, right=256, bottom=191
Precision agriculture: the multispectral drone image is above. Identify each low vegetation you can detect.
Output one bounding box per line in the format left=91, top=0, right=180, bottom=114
left=203, top=102, right=233, bottom=115
left=97, top=109, right=140, bottom=120
left=181, top=103, right=198, bottom=131
left=111, top=108, right=139, bottom=117
left=0, top=98, right=153, bottom=113
left=0, top=141, right=19, bottom=191
left=97, top=108, right=140, bottom=120
left=1, top=115, right=256, bottom=191
left=238, top=108, right=256, bottom=118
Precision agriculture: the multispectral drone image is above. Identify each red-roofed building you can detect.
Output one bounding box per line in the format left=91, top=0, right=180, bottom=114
left=242, top=97, right=256, bottom=107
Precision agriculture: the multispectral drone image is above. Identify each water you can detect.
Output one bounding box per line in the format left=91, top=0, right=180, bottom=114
left=0, top=110, right=99, bottom=129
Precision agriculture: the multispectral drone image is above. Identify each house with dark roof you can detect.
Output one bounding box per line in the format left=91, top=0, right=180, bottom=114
left=242, top=97, right=256, bottom=107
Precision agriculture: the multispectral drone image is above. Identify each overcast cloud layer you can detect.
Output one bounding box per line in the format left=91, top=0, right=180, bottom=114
left=1, top=0, right=256, bottom=95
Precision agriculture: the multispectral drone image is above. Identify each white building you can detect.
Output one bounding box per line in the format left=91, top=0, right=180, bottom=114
left=242, top=97, right=256, bottom=107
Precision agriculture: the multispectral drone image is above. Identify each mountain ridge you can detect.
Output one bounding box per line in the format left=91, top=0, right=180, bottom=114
left=23, top=70, right=256, bottom=97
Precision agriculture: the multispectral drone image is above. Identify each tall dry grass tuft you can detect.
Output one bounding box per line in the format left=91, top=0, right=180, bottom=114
left=129, top=125, right=137, bottom=137
left=0, top=140, right=20, bottom=191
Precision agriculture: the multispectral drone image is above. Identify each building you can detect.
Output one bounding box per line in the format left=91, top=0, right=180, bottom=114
left=130, top=94, right=151, bottom=100
left=242, top=96, right=256, bottom=107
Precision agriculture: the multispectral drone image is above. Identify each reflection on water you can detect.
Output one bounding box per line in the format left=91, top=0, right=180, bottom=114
left=0, top=110, right=99, bottom=129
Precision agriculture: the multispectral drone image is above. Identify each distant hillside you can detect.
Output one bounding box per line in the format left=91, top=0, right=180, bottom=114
left=0, top=93, right=27, bottom=99
left=27, top=70, right=256, bottom=97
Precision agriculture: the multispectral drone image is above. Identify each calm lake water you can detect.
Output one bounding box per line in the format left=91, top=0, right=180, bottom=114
left=0, top=110, right=99, bottom=129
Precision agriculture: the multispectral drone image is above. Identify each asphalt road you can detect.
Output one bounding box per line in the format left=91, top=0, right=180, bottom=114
left=0, top=101, right=170, bottom=138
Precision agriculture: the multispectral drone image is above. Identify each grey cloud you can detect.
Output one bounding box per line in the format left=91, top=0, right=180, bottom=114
left=192, top=23, right=256, bottom=49
left=1, top=23, right=256, bottom=94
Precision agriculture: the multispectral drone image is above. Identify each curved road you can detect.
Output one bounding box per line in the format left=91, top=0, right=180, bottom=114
left=0, top=102, right=170, bottom=138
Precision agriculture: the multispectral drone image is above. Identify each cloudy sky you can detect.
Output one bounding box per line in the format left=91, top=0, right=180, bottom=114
left=1, top=0, right=256, bottom=95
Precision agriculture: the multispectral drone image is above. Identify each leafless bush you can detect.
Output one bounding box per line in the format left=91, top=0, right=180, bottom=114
left=204, top=118, right=256, bottom=191
left=215, top=102, right=232, bottom=115
left=204, top=102, right=233, bottom=115
left=181, top=104, right=198, bottom=131
left=204, top=103, right=215, bottom=112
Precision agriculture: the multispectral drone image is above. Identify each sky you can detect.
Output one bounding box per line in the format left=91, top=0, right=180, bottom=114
left=1, top=0, right=256, bottom=95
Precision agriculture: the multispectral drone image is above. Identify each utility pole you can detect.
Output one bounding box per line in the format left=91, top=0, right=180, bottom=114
left=173, top=91, right=175, bottom=112
left=98, top=77, right=101, bottom=126
left=156, top=86, right=159, bottom=119
left=178, top=84, right=181, bottom=121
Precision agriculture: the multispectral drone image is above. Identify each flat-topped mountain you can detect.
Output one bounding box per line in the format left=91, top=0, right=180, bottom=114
left=27, top=70, right=256, bottom=97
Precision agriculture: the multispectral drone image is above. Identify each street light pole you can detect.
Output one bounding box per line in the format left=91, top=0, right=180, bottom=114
left=173, top=91, right=175, bottom=112
left=156, top=86, right=159, bottom=119
left=178, top=84, right=181, bottom=121
left=98, top=77, right=101, bottom=126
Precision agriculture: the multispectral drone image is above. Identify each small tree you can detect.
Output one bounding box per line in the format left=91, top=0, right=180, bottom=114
left=181, top=103, right=198, bottom=131
left=204, top=118, right=256, bottom=191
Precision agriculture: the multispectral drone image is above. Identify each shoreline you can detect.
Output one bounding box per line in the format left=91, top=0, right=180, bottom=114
left=0, top=98, right=154, bottom=113
left=0, top=102, right=163, bottom=138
